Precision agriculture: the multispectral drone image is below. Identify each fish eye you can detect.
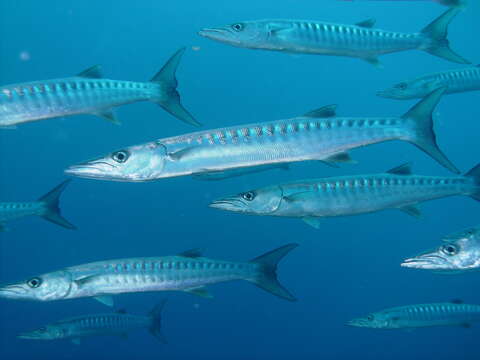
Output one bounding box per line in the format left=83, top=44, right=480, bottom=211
left=231, top=23, right=244, bottom=32
left=38, top=327, right=47, bottom=333
left=111, top=150, right=129, bottom=163
left=441, top=244, right=459, bottom=256
left=395, top=82, right=408, bottom=90
left=241, top=191, right=256, bottom=201
left=367, top=315, right=374, bottom=321
left=27, top=277, right=42, bottom=288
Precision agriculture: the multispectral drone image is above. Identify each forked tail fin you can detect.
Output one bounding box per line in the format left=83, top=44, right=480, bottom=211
left=421, top=8, right=470, bottom=64
left=249, top=243, right=298, bottom=302
left=148, top=299, right=167, bottom=343
left=38, top=180, right=76, bottom=230
left=402, top=87, right=460, bottom=174
left=151, top=47, right=200, bottom=127
left=464, top=164, right=480, bottom=201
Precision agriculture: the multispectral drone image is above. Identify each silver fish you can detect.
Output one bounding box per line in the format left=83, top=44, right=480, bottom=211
left=0, top=180, right=75, bottom=231
left=210, top=163, right=480, bottom=229
left=0, top=48, right=199, bottom=128
left=65, top=88, right=459, bottom=182
left=0, top=244, right=298, bottom=305
left=18, top=301, right=167, bottom=345
left=198, top=8, right=470, bottom=66
left=378, top=65, right=480, bottom=99
left=339, top=0, right=467, bottom=8
left=402, top=225, right=480, bottom=271
left=348, top=301, right=480, bottom=329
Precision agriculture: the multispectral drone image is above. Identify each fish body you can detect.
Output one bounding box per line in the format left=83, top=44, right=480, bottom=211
left=402, top=225, right=480, bottom=271
left=339, top=0, right=466, bottom=8
left=199, top=9, right=469, bottom=66
left=348, top=302, right=480, bottom=329
left=65, top=88, right=459, bottom=182
left=0, top=48, right=198, bottom=128
left=0, top=180, right=75, bottom=231
left=18, top=301, right=166, bottom=344
left=378, top=65, right=480, bottom=99
left=210, top=163, right=480, bottom=228
left=0, top=244, right=298, bottom=304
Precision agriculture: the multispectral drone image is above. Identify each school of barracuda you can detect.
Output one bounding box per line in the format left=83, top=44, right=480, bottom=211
left=0, top=1, right=478, bottom=348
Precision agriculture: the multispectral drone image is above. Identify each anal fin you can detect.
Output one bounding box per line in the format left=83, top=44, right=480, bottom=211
left=184, top=286, right=213, bottom=299
left=398, top=205, right=422, bottom=219
left=94, top=295, right=114, bottom=307
left=302, top=217, right=322, bottom=229
left=94, top=110, right=120, bottom=125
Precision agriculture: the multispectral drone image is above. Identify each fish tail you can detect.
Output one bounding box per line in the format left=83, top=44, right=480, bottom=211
left=38, top=180, right=76, bottom=230
left=402, top=87, right=460, bottom=174
left=148, top=299, right=167, bottom=343
left=150, top=47, right=200, bottom=127
left=420, top=8, right=470, bottom=64
left=464, top=164, right=480, bottom=201
left=248, top=243, right=298, bottom=302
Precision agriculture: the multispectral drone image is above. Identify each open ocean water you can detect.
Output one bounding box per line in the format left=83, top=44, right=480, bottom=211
left=0, top=0, right=478, bottom=359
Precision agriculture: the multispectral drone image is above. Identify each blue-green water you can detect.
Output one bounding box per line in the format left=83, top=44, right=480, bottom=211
left=0, top=0, right=478, bottom=359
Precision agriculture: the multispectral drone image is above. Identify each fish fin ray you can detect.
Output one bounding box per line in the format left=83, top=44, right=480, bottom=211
left=398, top=205, right=422, bottom=219
left=77, top=65, right=102, bottom=78
left=303, top=105, right=337, bottom=118
left=184, top=287, right=213, bottom=299
left=302, top=217, right=322, bottom=229
left=356, top=19, right=376, bottom=28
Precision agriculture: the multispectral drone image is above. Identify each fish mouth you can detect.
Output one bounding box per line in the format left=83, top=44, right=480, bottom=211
left=17, top=332, right=42, bottom=340
left=0, top=284, right=27, bottom=299
left=346, top=319, right=369, bottom=328
left=198, top=28, right=229, bottom=38
left=209, top=197, right=247, bottom=212
left=401, top=254, right=448, bottom=269
left=65, top=161, right=118, bottom=180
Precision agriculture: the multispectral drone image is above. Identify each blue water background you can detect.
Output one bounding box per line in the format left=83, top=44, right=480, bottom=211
left=0, top=0, right=478, bottom=359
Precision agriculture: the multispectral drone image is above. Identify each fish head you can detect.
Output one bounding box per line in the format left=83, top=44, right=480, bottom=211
left=18, top=324, right=66, bottom=340
left=347, top=312, right=394, bottom=329
left=65, top=142, right=167, bottom=182
left=210, top=185, right=283, bottom=215
left=199, top=21, right=272, bottom=48
left=402, top=226, right=480, bottom=271
left=376, top=79, right=440, bottom=100
left=0, top=270, right=72, bottom=301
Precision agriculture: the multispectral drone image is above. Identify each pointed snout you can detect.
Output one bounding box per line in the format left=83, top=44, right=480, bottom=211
left=209, top=197, right=246, bottom=212
left=401, top=254, right=448, bottom=270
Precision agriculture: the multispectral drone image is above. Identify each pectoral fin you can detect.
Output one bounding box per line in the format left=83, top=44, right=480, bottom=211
left=323, top=152, right=357, bottom=165
left=398, top=205, right=422, bottom=219
left=302, top=217, right=322, bottom=229
left=283, top=191, right=312, bottom=203
left=184, top=287, right=213, bottom=299
left=364, top=57, right=383, bottom=69
left=93, top=295, right=114, bottom=307
left=168, top=147, right=197, bottom=161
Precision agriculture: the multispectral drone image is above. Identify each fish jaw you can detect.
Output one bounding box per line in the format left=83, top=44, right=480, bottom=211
left=209, top=197, right=250, bottom=213
left=65, top=161, right=123, bottom=181
left=346, top=318, right=374, bottom=328
left=401, top=254, right=450, bottom=270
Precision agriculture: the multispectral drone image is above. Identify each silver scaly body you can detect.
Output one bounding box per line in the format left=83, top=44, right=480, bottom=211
left=378, top=65, right=480, bottom=99
left=349, top=302, right=480, bottom=329
left=402, top=224, right=480, bottom=272
left=199, top=9, right=470, bottom=66
left=65, top=88, right=459, bottom=181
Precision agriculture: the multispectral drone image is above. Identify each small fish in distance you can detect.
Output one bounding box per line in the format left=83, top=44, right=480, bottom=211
left=18, top=300, right=167, bottom=345
left=65, top=88, right=459, bottom=182
left=199, top=8, right=470, bottom=67
left=338, top=0, right=466, bottom=8
left=348, top=301, right=480, bottom=329
left=210, top=163, right=480, bottom=229
left=378, top=65, right=480, bottom=99
left=402, top=225, right=480, bottom=271
left=0, top=48, right=199, bottom=128
left=0, top=244, right=298, bottom=306
left=0, top=180, right=75, bottom=231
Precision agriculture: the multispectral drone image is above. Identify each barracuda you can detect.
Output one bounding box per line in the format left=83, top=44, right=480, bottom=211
left=402, top=225, right=480, bottom=272
left=378, top=65, right=480, bottom=99
left=0, top=48, right=199, bottom=128
left=0, top=244, right=298, bottom=305
left=199, top=8, right=470, bottom=67
left=348, top=301, right=480, bottom=329
left=210, top=163, right=480, bottom=229
left=18, top=301, right=167, bottom=344
left=0, top=180, right=75, bottom=231
left=65, top=88, right=458, bottom=182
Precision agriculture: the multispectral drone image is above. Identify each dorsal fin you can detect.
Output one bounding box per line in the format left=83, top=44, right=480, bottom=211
left=178, top=249, right=203, bottom=258
left=116, top=309, right=127, bottom=314
left=303, top=105, right=337, bottom=118
left=356, top=19, right=376, bottom=28
left=77, top=65, right=102, bottom=78
left=387, top=163, right=412, bottom=175
left=451, top=299, right=463, bottom=304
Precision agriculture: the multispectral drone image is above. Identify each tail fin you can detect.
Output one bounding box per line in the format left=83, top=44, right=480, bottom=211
left=249, top=243, right=298, bottom=302
left=402, top=87, right=460, bottom=174
left=421, top=8, right=470, bottom=64
left=38, top=180, right=76, bottom=230
left=151, top=48, right=200, bottom=127
left=148, top=299, right=167, bottom=343
left=465, top=164, right=480, bottom=201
